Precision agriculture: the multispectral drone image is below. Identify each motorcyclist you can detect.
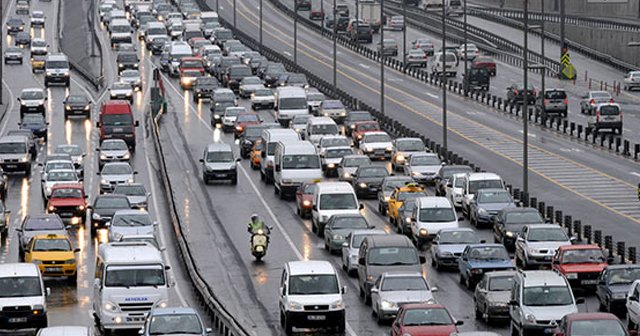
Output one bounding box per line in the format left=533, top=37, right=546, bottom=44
left=247, top=213, right=270, bottom=236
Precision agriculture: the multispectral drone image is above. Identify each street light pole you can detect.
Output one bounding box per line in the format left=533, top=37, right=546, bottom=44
left=540, top=0, right=545, bottom=95
left=333, top=0, right=337, bottom=87
left=380, top=0, right=385, bottom=115
left=402, top=0, right=406, bottom=63
left=441, top=0, right=447, bottom=149
left=294, top=3, right=298, bottom=64
left=463, top=0, right=467, bottom=96
left=559, top=0, right=565, bottom=56
left=91, top=0, right=96, bottom=57
left=233, top=0, right=237, bottom=28
left=0, top=0, right=3, bottom=105
left=523, top=0, right=529, bottom=195
left=260, top=0, right=263, bottom=52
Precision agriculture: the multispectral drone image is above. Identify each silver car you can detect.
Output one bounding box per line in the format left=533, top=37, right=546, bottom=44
left=53, top=144, right=85, bottom=176
left=371, top=272, right=437, bottom=323
left=340, top=229, right=386, bottom=276
left=431, top=228, right=480, bottom=270
left=119, top=69, right=142, bottom=91
left=403, top=152, right=442, bottom=185
left=514, top=224, right=574, bottom=269
left=337, top=154, right=371, bottom=182
left=41, top=169, right=80, bottom=200
left=98, top=162, right=137, bottom=193
left=112, top=183, right=150, bottom=210
left=4, top=47, right=23, bottom=64
left=107, top=209, right=157, bottom=242
left=579, top=90, right=612, bottom=115
left=109, top=81, right=134, bottom=102
left=238, top=76, right=264, bottom=98
left=321, top=146, right=354, bottom=178
left=98, top=139, right=131, bottom=168
left=623, top=71, right=640, bottom=91
left=474, top=270, right=516, bottom=323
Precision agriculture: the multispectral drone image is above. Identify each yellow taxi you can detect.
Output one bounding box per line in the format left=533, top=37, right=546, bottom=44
left=250, top=139, right=263, bottom=170
left=31, top=55, right=46, bottom=73
left=24, top=234, right=80, bottom=284
left=388, top=183, right=427, bottom=228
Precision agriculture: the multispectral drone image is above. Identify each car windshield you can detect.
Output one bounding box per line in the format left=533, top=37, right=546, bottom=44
left=358, top=167, right=388, bottom=178
left=242, top=77, right=262, bottom=85
left=288, top=274, right=340, bottom=298
left=280, top=97, right=307, bottom=110
left=439, top=230, right=477, bottom=244
left=307, top=93, right=325, bottom=101
left=382, top=276, right=427, bottom=291
left=112, top=214, right=152, bottom=227
left=568, top=319, right=626, bottom=336
left=24, top=217, right=64, bottom=230
left=326, top=148, right=353, bottom=159
left=402, top=308, right=453, bottom=326
left=0, top=277, right=42, bottom=298
left=321, top=138, right=350, bottom=148
left=357, top=123, right=379, bottom=131
left=468, top=246, right=509, bottom=260
left=21, top=91, right=44, bottom=100
left=505, top=211, right=544, bottom=224
left=33, top=238, right=71, bottom=251
left=441, top=167, right=472, bottom=179
left=319, top=193, right=357, bottom=210
left=397, top=140, right=424, bottom=151
left=102, top=164, right=132, bottom=175
left=282, top=155, right=320, bottom=169
left=561, top=249, right=606, bottom=264
left=527, top=228, right=568, bottom=242
left=343, top=157, right=370, bottom=167
left=477, top=190, right=511, bottom=203
left=244, top=126, right=266, bottom=137
left=397, top=192, right=425, bottom=202
left=236, top=114, right=259, bottom=122
left=0, top=142, right=26, bottom=154
left=348, top=112, right=372, bottom=121
left=46, top=60, right=69, bottom=69
left=215, top=30, right=233, bottom=40
left=102, top=140, right=128, bottom=151
left=292, top=115, right=310, bottom=125
left=411, top=155, right=441, bottom=166
left=323, top=101, right=344, bottom=109
left=6, top=47, right=21, bottom=53
left=368, top=247, right=418, bottom=266
left=600, top=105, right=620, bottom=116
left=592, top=92, right=611, bottom=99
left=523, top=286, right=573, bottom=306
left=102, top=114, right=133, bottom=126
left=54, top=146, right=82, bottom=157
left=607, top=267, right=640, bottom=285
left=419, top=208, right=456, bottom=223
left=469, top=179, right=503, bottom=194
left=254, top=89, right=272, bottom=96
left=148, top=314, right=203, bottom=335
left=48, top=171, right=77, bottom=181
left=488, top=275, right=514, bottom=291
left=206, top=151, right=233, bottom=163
left=365, top=134, right=391, bottom=143
left=46, top=162, right=74, bottom=172
left=331, top=216, right=368, bottom=229
left=105, top=265, right=166, bottom=287
left=21, top=114, right=45, bottom=125
left=65, top=95, right=89, bottom=105
left=383, top=180, right=411, bottom=191
left=311, top=124, right=339, bottom=135
left=51, top=188, right=83, bottom=199
left=95, top=197, right=129, bottom=208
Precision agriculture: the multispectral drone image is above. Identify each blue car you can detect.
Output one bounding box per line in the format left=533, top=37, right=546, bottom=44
left=430, top=228, right=480, bottom=271
left=19, top=114, right=48, bottom=141
left=458, top=243, right=513, bottom=289
left=469, top=188, right=516, bottom=228
left=596, top=265, right=640, bottom=314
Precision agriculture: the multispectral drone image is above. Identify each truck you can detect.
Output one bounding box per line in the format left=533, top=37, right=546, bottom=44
left=357, top=0, right=381, bottom=33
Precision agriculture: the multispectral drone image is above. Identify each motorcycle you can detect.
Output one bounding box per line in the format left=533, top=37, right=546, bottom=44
left=251, top=226, right=273, bottom=261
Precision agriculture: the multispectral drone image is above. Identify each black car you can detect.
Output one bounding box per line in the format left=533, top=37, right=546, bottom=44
left=492, top=207, right=545, bottom=251
left=295, top=0, right=311, bottom=10
left=213, top=56, right=241, bottom=82
left=433, top=164, right=472, bottom=196
left=351, top=165, right=389, bottom=198
left=14, top=32, right=31, bottom=47
left=149, top=36, right=170, bottom=55
left=506, top=83, right=536, bottom=105
left=224, top=64, right=252, bottom=92
left=63, top=94, right=91, bottom=118
left=88, top=194, right=131, bottom=236
left=263, top=63, right=286, bottom=88
left=19, top=114, right=48, bottom=140
left=6, top=18, right=25, bottom=35
left=596, top=265, right=640, bottom=314
left=344, top=111, right=375, bottom=136
left=193, top=77, right=219, bottom=102
left=463, top=67, right=490, bottom=92
left=239, top=123, right=280, bottom=158
left=116, top=51, right=139, bottom=73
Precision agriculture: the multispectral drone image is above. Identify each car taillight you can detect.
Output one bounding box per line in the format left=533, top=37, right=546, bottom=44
left=514, top=90, right=519, bottom=95
left=543, top=99, right=548, bottom=106
left=533, top=89, right=537, bottom=96
left=589, top=99, right=595, bottom=105
left=563, top=99, right=568, bottom=105
left=596, top=111, right=600, bottom=122
left=610, top=98, right=615, bottom=103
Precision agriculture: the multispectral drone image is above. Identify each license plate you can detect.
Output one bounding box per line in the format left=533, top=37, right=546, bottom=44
left=46, top=267, right=62, bottom=272
left=61, top=213, right=73, bottom=217
left=126, top=317, right=145, bottom=322
left=544, top=256, right=552, bottom=261
left=8, top=317, right=27, bottom=323
left=581, top=279, right=597, bottom=285
left=113, top=127, right=124, bottom=132
left=215, top=174, right=227, bottom=177
left=307, top=315, right=326, bottom=321
left=5, top=165, right=16, bottom=169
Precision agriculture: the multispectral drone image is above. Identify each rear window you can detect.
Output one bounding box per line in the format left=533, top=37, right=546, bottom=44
left=545, top=90, right=567, bottom=99
left=599, top=105, right=620, bottom=116
left=24, top=217, right=65, bottom=230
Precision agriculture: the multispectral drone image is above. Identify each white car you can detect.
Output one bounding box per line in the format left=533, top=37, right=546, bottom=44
left=359, top=131, right=393, bottom=160
left=30, top=38, right=48, bottom=55
left=458, top=43, right=480, bottom=60
left=290, top=114, right=311, bottom=135
left=318, top=135, right=351, bottom=154
left=250, top=88, right=275, bottom=110
left=371, top=272, right=437, bottom=323
left=98, top=162, right=137, bottom=193
left=53, top=144, right=85, bottom=175
left=119, top=69, right=142, bottom=91
left=41, top=159, right=75, bottom=176
left=623, top=71, right=640, bottom=91
left=515, top=224, right=574, bottom=269
left=403, top=153, right=442, bottom=185
left=98, top=139, right=131, bottom=168
left=30, top=11, right=46, bottom=27
left=322, top=146, right=354, bottom=177
left=221, top=106, right=246, bottom=132
left=41, top=169, right=80, bottom=199
left=109, top=81, right=134, bottom=102
left=107, top=209, right=157, bottom=242
left=238, top=76, right=264, bottom=98
left=431, top=52, right=458, bottom=77
left=446, top=173, right=467, bottom=209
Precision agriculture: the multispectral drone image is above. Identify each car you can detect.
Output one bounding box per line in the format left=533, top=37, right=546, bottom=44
left=223, top=64, right=252, bottom=92
left=359, top=131, right=393, bottom=160
left=461, top=172, right=505, bottom=217
left=116, top=51, right=139, bottom=73
left=395, top=198, right=419, bottom=236
left=351, top=165, right=389, bottom=199
left=623, top=71, right=640, bottom=91
left=536, top=88, right=568, bottom=118
left=626, top=280, right=640, bottom=330
left=0, top=135, right=33, bottom=175
left=387, top=15, right=405, bottom=31
left=411, top=38, right=435, bottom=56
left=119, top=69, right=142, bottom=91
left=30, top=38, right=48, bottom=55
left=40, top=159, right=75, bottom=178
left=14, top=31, right=31, bottom=47
left=290, top=114, right=311, bottom=136
left=31, top=54, right=46, bottom=72
left=431, top=52, right=458, bottom=77
left=323, top=214, right=372, bottom=253
left=295, top=182, right=316, bottom=218
left=97, top=139, right=131, bottom=169
left=579, top=90, right=613, bottom=115
left=250, top=87, right=275, bottom=110
left=596, top=265, right=640, bottom=314
left=403, top=153, right=442, bottom=185
left=6, top=130, right=35, bottom=158
left=321, top=147, right=354, bottom=177
left=319, top=100, right=348, bottom=124
left=473, top=270, right=516, bottom=323
left=587, top=102, right=623, bottom=134
left=233, top=113, right=262, bottom=139
left=6, top=17, right=25, bottom=35
left=468, top=188, right=516, bottom=228
left=458, top=244, right=513, bottom=289
left=551, top=313, right=630, bottom=336
left=433, top=165, right=472, bottom=197
left=239, top=123, right=277, bottom=159
left=552, top=244, right=609, bottom=290
left=283, top=73, right=309, bottom=88
left=139, top=307, right=211, bottom=336
left=109, top=81, right=134, bottom=102
left=88, top=194, right=131, bottom=236
left=15, top=0, right=30, bottom=15
left=343, top=111, right=374, bottom=136
left=220, top=106, right=246, bottom=132
left=390, top=304, right=463, bottom=336
left=98, top=162, right=137, bottom=193
left=351, top=121, right=381, bottom=143
left=492, top=207, right=545, bottom=251
left=472, top=56, right=497, bottom=76
left=193, top=77, right=219, bottom=102
left=390, top=138, right=426, bottom=172
left=63, top=94, right=91, bottom=118
left=36, top=326, right=94, bottom=336
left=113, top=183, right=150, bottom=210
left=46, top=183, right=87, bottom=224
left=377, top=38, right=399, bottom=56
left=377, top=176, right=414, bottom=216
left=199, top=143, right=239, bottom=185
left=506, top=83, right=537, bottom=105
left=41, top=169, right=80, bottom=200
left=458, top=43, right=480, bottom=60
left=149, top=36, right=170, bottom=55
left=24, top=234, right=79, bottom=283
left=318, top=135, right=351, bottom=153
left=405, top=49, right=428, bottom=67
left=386, top=182, right=425, bottom=226
left=341, top=229, right=387, bottom=276
left=307, top=90, right=326, bottom=115
left=430, top=228, right=480, bottom=270
left=238, top=76, right=264, bottom=98
left=211, top=88, right=238, bottom=118
left=17, top=214, right=69, bottom=259
left=18, top=88, right=47, bottom=118
left=337, top=154, right=371, bottom=182
left=4, top=46, right=23, bottom=64
left=371, top=272, right=437, bottom=323
left=463, top=67, right=490, bottom=92
left=19, top=113, right=48, bottom=140
left=514, top=224, right=574, bottom=269
left=107, top=209, right=156, bottom=242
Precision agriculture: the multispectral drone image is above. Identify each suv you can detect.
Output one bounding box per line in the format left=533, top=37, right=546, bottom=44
left=279, top=261, right=346, bottom=334
left=0, top=263, right=49, bottom=330
left=587, top=103, right=623, bottom=134
left=0, top=135, right=33, bottom=175
left=536, top=88, right=568, bottom=118
left=199, top=143, right=239, bottom=185
left=514, top=224, right=573, bottom=269
left=510, top=270, right=581, bottom=335
left=44, top=54, right=70, bottom=87
left=431, top=52, right=458, bottom=77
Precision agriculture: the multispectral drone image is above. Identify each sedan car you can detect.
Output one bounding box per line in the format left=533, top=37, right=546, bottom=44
left=404, top=153, right=442, bottom=185
left=391, top=138, right=426, bottom=171
left=97, top=139, right=131, bottom=168
left=352, top=165, right=389, bottom=198
left=140, top=307, right=211, bottom=336
left=623, top=71, right=640, bottom=91
left=551, top=313, right=629, bottom=336
left=579, top=90, right=613, bottom=115
left=20, top=114, right=48, bottom=140
left=390, top=304, right=462, bottom=336
left=506, top=83, right=536, bottom=105
left=319, top=100, right=348, bottom=123
left=338, top=154, right=371, bottom=182
left=63, top=94, right=91, bottom=118
left=359, top=131, right=393, bottom=160
left=351, top=121, right=381, bottom=143
left=113, top=183, right=150, bottom=210
left=4, top=46, right=24, bottom=64
left=17, top=214, right=69, bottom=259
left=18, top=88, right=46, bottom=117
left=14, top=31, right=31, bottom=47
left=469, top=188, right=516, bottom=228
left=107, top=209, right=156, bottom=242
left=41, top=169, right=80, bottom=200
left=29, top=38, right=48, bottom=55
left=119, top=69, right=142, bottom=91
left=30, top=10, right=46, bottom=25
left=88, top=194, right=131, bottom=236
left=473, top=270, right=516, bottom=323
left=411, top=38, right=435, bottom=56
left=6, top=18, right=25, bottom=35
left=109, top=81, right=134, bottom=103
left=238, top=76, right=264, bottom=98
left=31, top=54, right=46, bottom=72
left=233, top=113, right=262, bottom=139
left=378, top=38, right=398, bottom=57
left=321, top=147, right=354, bottom=177
left=458, top=43, right=480, bottom=60
left=372, top=272, right=437, bottom=323
left=431, top=228, right=480, bottom=271
left=250, top=87, right=275, bottom=110
left=98, top=162, right=137, bottom=193
left=596, top=265, right=640, bottom=314
left=192, top=76, right=219, bottom=102
left=405, top=49, right=428, bottom=68
left=341, top=229, right=387, bottom=276
left=458, top=244, right=513, bottom=289
left=377, top=176, right=414, bottom=216
left=388, top=16, right=405, bottom=31
left=46, top=183, right=87, bottom=224
left=323, top=213, right=372, bottom=253
left=492, top=207, right=545, bottom=251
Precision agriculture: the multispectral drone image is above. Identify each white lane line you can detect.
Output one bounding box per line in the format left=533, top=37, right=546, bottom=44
left=358, top=63, right=370, bottom=69
left=426, top=92, right=439, bottom=99
left=631, top=172, right=640, bottom=179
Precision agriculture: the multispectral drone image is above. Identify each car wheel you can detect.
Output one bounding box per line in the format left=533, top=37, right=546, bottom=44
left=380, top=206, right=387, bottom=216
left=459, top=273, right=465, bottom=285
left=465, top=275, right=474, bottom=290
left=474, top=301, right=482, bottom=319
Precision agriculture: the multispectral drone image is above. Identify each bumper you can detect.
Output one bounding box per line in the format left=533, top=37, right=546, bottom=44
left=363, top=150, right=391, bottom=160
left=97, top=310, right=148, bottom=330
left=521, top=322, right=558, bottom=335
left=204, top=170, right=237, bottom=180
left=36, top=263, right=77, bottom=277
left=5, top=56, right=22, bottom=63
left=354, top=185, right=380, bottom=198
left=101, top=134, right=136, bottom=147
left=45, top=74, right=70, bottom=83
left=20, top=105, right=45, bottom=114
left=435, top=255, right=459, bottom=268
left=252, top=100, right=274, bottom=108
left=525, top=254, right=554, bottom=266
left=49, top=208, right=85, bottom=220
left=566, top=277, right=599, bottom=289
left=0, top=312, right=47, bottom=330
left=377, top=307, right=400, bottom=320
left=485, top=305, right=510, bottom=319
left=592, top=121, right=622, bottom=129
left=65, top=107, right=91, bottom=115
left=0, top=162, right=30, bottom=172
left=327, top=238, right=346, bottom=251
left=286, top=310, right=344, bottom=330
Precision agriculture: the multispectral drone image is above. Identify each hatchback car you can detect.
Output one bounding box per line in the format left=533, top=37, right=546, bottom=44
left=109, top=81, right=134, bottom=102
left=46, top=183, right=87, bottom=224
left=378, top=38, right=399, bottom=56
left=193, top=76, right=219, bottom=102
left=430, top=228, right=480, bottom=271
left=359, top=131, right=393, bottom=160
left=473, top=270, right=516, bottom=323
left=352, top=165, right=389, bottom=198
left=323, top=213, right=372, bottom=253
left=41, top=169, right=80, bottom=200
left=18, top=88, right=47, bottom=117
left=4, top=46, right=24, bottom=64
left=596, top=265, right=640, bottom=314
left=404, top=153, right=442, bottom=185
left=458, top=244, right=513, bottom=289
left=140, top=307, right=211, bottom=336
left=98, top=162, right=137, bottom=193
left=492, top=207, right=544, bottom=251
left=338, top=154, right=371, bottom=182
left=411, top=38, right=435, bottom=56
left=579, top=90, right=613, bottom=115
left=30, top=38, right=48, bottom=56
left=515, top=224, right=574, bottom=269
left=199, top=143, right=239, bottom=185
left=390, top=304, right=462, bottom=336
left=405, top=49, right=427, bottom=68
left=537, top=88, right=568, bottom=118
left=17, top=214, right=68, bottom=260
left=377, top=176, right=414, bottom=216
left=372, top=272, right=437, bottom=323
left=623, top=71, right=640, bottom=91
left=14, top=32, right=31, bottom=47
left=119, top=69, right=142, bottom=91
left=25, top=234, right=79, bottom=283
left=295, top=182, right=316, bottom=219
left=112, top=183, right=150, bottom=210
left=98, top=139, right=131, bottom=168
left=107, top=209, right=156, bottom=242
left=63, top=94, right=91, bottom=118
left=19, top=114, right=48, bottom=140
left=469, top=188, right=516, bottom=228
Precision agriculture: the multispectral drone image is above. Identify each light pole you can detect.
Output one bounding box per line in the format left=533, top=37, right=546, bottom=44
left=523, top=0, right=529, bottom=195
left=333, top=0, right=337, bottom=87
left=441, top=0, right=447, bottom=149
left=233, top=0, right=237, bottom=28
left=260, top=0, right=263, bottom=52
left=0, top=0, right=3, bottom=105
left=402, top=0, right=406, bottom=63
left=294, top=2, right=298, bottom=64
left=462, top=0, right=467, bottom=96
left=540, top=0, right=545, bottom=95
left=91, top=0, right=96, bottom=57
left=380, top=0, right=385, bottom=115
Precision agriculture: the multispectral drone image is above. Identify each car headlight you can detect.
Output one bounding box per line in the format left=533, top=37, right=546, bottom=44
left=327, top=163, right=335, bottom=168
left=384, top=196, right=390, bottom=201
left=123, top=153, right=130, bottom=160
left=92, top=213, right=101, bottom=220
left=440, top=251, right=453, bottom=257
left=46, top=187, right=52, bottom=195
left=302, top=200, right=311, bottom=207
left=419, top=228, right=428, bottom=236
left=478, top=208, right=488, bottom=215
left=412, top=171, right=423, bottom=177
left=289, top=302, right=304, bottom=311
left=612, top=293, right=627, bottom=300
left=396, top=155, right=405, bottom=162
left=125, top=92, right=132, bottom=96
left=65, top=106, right=72, bottom=111
left=21, top=156, right=29, bottom=162
left=506, top=231, right=514, bottom=237
left=343, top=172, right=350, bottom=178
left=104, top=301, right=119, bottom=312
left=214, top=114, right=221, bottom=119
left=470, top=268, right=483, bottom=274
left=236, top=126, right=243, bottom=131
left=100, top=179, right=108, bottom=185
left=100, top=154, right=107, bottom=160
left=128, top=178, right=134, bottom=183
left=565, top=273, right=578, bottom=279
left=405, top=216, right=412, bottom=223
left=118, top=63, right=124, bottom=68
left=155, top=300, right=169, bottom=308
left=380, top=300, right=397, bottom=309
left=365, top=147, right=374, bottom=152
left=330, top=299, right=344, bottom=309
left=48, top=205, right=56, bottom=212
left=385, top=146, right=393, bottom=152
left=358, top=182, right=367, bottom=188
left=525, top=313, right=536, bottom=323
left=64, top=258, right=76, bottom=264
left=350, top=124, right=356, bottom=129
left=133, top=63, right=138, bottom=67
left=527, top=247, right=539, bottom=255
left=333, top=234, right=344, bottom=240
left=78, top=205, right=85, bottom=211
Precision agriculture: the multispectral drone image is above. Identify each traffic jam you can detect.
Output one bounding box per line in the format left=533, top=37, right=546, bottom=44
left=0, top=0, right=639, bottom=335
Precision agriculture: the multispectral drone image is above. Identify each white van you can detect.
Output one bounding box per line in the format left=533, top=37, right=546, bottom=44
left=260, top=129, right=300, bottom=183
left=109, top=18, right=133, bottom=48
left=306, top=117, right=339, bottom=145
left=431, top=52, right=458, bottom=77
left=275, top=86, right=308, bottom=126
left=410, top=196, right=460, bottom=246
left=312, top=182, right=363, bottom=234
left=0, top=263, right=49, bottom=330
left=200, top=11, right=219, bottom=24
left=279, top=261, right=346, bottom=334
left=92, top=242, right=170, bottom=334
left=274, top=141, right=323, bottom=198
left=143, top=22, right=168, bottom=44
left=168, top=41, right=193, bottom=77
left=461, top=172, right=505, bottom=217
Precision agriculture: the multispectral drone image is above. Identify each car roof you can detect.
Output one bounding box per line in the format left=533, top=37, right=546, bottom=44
left=416, top=196, right=452, bottom=208
left=366, top=234, right=413, bottom=247
left=151, top=306, right=199, bottom=316
left=519, top=270, right=567, bottom=287
left=558, top=244, right=601, bottom=251
left=564, top=312, right=620, bottom=321
left=99, top=242, right=162, bottom=263
left=205, top=143, right=232, bottom=152
left=467, top=172, right=501, bottom=181
left=51, top=183, right=84, bottom=190
left=0, top=135, right=29, bottom=143
left=287, top=260, right=335, bottom=276
left=0, top=263, right=40, bottom=278
left=37, top=326, right=91, bottom=336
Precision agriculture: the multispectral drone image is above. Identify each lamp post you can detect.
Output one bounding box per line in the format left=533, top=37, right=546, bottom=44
left=0, top=0, right=3, bottom=105
left=441, top=0, right=447, bottom=149
left=333, top=0, right=337, bottom=87
left=260, top=0, right=263, bottom=52
left=294, top=2, right=298, bottom=64
left=463, top=0, right=467, bottom=96
left=523, top=0, right=529, bottom=195
left=233, top=0, right=237, bottom=28
left=380, top=0, right=385, bottom=115
left=402, top=0, right=407, bottom=63
left=91, top=0, right=96, bottom=57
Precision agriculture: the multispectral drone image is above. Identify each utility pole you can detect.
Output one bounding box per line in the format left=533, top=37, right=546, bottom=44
left=380, top=0, right=385, bottom=115
left=523, top=0, right=529, bottom=195
left=540, top=0, right=545, bottom=96
left=0, top=0, right=3, bottom=105
left=260, top=0, right=263, bottom=52
left=233, top=0, right=237, bottom=28
left=462, top=0, right=467, bottom=96
left=402, top=0, right=407, bottom=63
left=294, top=2, right=298, bottom=64
left=91, top=0, right=96, bottom=57
left=441, top=0, right=447, bottom=149
left=333, top=0, right=337, bottom=87
left=560, top=0, right=565, bottom=56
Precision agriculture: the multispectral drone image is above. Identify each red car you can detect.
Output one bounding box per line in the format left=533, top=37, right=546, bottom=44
left=552, top=244, right=609, bottom=289
left=179, top=57, right=206, bottom=89
left=295, top=182, right=317, bottom=219
left=390, top=304, right=462, bottom=336
left=352, top=120, right=381, bottom=143
left=46, top=184, right=87, bottom=224
left=472, top=56, right=497, bottom=77
left=552, top=312, right=634, bottom=336
left=233, top=113, right=262, bottom=138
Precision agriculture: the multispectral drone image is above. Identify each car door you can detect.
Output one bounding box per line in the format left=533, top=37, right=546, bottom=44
left=493, top=213, right=505, bottom=242
left=391, top=307, right=404, bottom=336
left=628, top=283, right=640, bottom=324
left=475, top=277, right=488, bottom=313
left=458, top=246, right=470, bottom=279
left=515, top=226, right=528, bottom=261
left=371, top=276, right=382, bottom=309
left=596, top=269, right=609, bottom=306
left=278, top=269, right=288, bottom=313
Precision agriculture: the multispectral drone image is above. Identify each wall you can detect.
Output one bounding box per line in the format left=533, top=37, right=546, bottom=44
left=470, top=0, right=640, bottom=20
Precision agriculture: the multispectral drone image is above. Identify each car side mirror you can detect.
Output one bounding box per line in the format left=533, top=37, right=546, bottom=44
left=455, top=320, right=464, bottom=326
left=371, top=287, right=379, bottom=294
left=630, top=296, right=639, bottom=302
left=275, top=164, right=281, bottom=171
left=342, top=286, right=347, bottom=294
left=281, top=286, right=287, bottom=296
left=199, top=159, right=204, bottom=163
left=312, top=205, right=317, bottom=211
left=134, top=120, right=140, bottom=127
left=74, top=248, right=81, bottom=253
left=205, top=328, right=213, bottom=334
left=236, top=158, right=241, bottom=162
left=419, top=256, right=426, bottom=264
left=358, top=257, right=365, bottom=265
left=342, top=242, right=348, bottom=248
left=509, top=299, right=519, bottom=306
left=133, top=171, right=138, bottom=175
left=359, top=203, right=364, bottom=210
left=575, top=297, right=585, bottom=304
left=96, top=122, right=101, bottom=128
left=261, top=151, right=266, bottom=158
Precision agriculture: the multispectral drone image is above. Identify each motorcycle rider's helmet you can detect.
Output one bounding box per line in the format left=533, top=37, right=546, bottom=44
left=251, top=213, right=260, bottom=222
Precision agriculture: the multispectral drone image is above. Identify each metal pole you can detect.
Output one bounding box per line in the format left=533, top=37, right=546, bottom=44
left=233, top=0, right=237, bottom=28
left=91, top=0, right=96, bottom=57
left=402, top=0, right=406, bottom=63
left=294, top=4, right=298, bottom=64
left=463, top=0, right=467, bottom=96
left=0, top=0, right=3, bottom=105
left=441, top=0, right=447, bottom=148
left=356, top=0, right=359, bottom=25
left=523, top=0, right=529, bottom=194
left=260, top=0, right=263, bottom=52
left=540, top=0, right=545, bottom=95
left=559, top=0, right=565, bottom=56
left=333, top=0, right=337, bottom=87
left=380, top=0, right=385, bottom=115
left=216, top=0, right=219, bottom=13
